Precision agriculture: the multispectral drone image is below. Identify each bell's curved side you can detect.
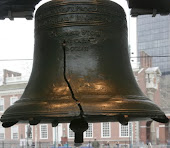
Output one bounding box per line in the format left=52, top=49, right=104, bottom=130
left=1, top=0, right=169, bottom=128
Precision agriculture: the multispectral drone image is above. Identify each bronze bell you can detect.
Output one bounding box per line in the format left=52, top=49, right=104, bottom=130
left=1, top=0, right=168, bottom=142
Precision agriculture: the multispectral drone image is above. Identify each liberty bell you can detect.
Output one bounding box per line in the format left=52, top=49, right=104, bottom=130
left=1, top=0, right=169, bottom=144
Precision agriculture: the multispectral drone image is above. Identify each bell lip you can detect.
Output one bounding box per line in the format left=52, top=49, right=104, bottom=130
left=1, top=95, right=168, bottom=125
left=1, top=114, right=169, bottom=128
left=1, top=109, right=168, bottom=124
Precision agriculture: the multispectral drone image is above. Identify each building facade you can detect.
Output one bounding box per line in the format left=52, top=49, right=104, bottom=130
left=137, top=15, right=170, bottom=139
left=0, top=70, right=54, bottom=148
left=137, top=15, right=170, bottom=75
left=133, top=52, right=169, bottom=146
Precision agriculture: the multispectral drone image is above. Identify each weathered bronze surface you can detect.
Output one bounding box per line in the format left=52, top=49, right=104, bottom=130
left=1, top=0, right=168, bottom=127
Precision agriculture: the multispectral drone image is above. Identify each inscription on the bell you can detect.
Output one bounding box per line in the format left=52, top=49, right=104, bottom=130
left=66, top=46, right=89, bottom=52
left=49, top=30, right=102, bottom=38
left=49, top=29, right=104, bottom=52
left=67, top=38, right=89, bottom=44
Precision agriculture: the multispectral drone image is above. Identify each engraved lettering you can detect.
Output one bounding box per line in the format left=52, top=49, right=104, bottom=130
left=66, top=38, right=90, bottom=45
left=48, top=30, right=103, bottom=40
left=66, top=46, right=89, bottom=52
left=81, top=30, right=102, bottom=37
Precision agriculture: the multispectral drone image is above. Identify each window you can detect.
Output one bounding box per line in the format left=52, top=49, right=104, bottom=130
left=11, top=125, right=18, bottom=140
left=0, top=123, right=5, bottom=140
left=84, top=123, right=93, bottom=138
left=68, top=124, right=74, bottom=138
left=119, top=123, right=132, bottom=137
left=101, top=122, right=111, bottom=138
left=40, top=124, right=48, bottom=139
left=25, top=125, right=33, bottom=139
left=0, top=98, right=4, bottom=112
left=10, top=97, right=18, bottom=105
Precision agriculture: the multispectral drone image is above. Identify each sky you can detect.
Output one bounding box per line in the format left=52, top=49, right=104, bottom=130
left=0, top=0, right=137, bottom=76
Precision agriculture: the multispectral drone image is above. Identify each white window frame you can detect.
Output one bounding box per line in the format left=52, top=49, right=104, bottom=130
left=11, top=125, right=19, bottom=140
left=67, top=124, right=74, bottom=139
left=40, top=124, right=48, bottom=139
left=0, top=123, right=5, bottom=140
left=10, top=96, right=18, bottom=106
left=119, top=122, right=132, bottom=137
left=101, top=122, right=111, bottom=138
left=84, top=123, right=93, bottom=138
left=25, top=125, right=33, bottom=139
left=0, top=98, right=4, bottom=112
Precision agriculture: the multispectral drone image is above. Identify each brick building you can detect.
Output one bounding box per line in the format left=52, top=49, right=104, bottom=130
left=133, top=51, right=170, bottom=146
left=0, top=70, right=54, bottom=148
left=0, top=52, right=169, bottom=148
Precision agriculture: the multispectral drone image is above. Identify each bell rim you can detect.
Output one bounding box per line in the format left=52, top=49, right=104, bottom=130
left=1, top=94, right=166, bottom=123
left=1, top=111, right=168, bottom=125
left=1, top=105, right=167, bottom=124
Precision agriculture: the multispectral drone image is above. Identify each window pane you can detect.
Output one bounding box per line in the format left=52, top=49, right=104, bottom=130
left=120, top=123, right=132, bottom=137
left=85, top=123, right=93, bottom=138
left=0, top=98, right=4, bottom=112
left=68, top=124, right=74, bottom=138
left=11, top=126, right=18, bottom=140
left=40, top=124, right=48, bottom=139
left=102, top=122, right=110, bottom=137
left=0, top=124, right=5, bottom=140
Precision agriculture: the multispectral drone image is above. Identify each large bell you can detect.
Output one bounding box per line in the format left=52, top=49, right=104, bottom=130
left=1, top=0, right=168, bottom=129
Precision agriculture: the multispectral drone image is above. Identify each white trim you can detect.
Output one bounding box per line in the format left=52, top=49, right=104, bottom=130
left=0, top=123, right=5, bottom=140
left=40, top=124, right=48, bottom=139
left=140, top=126, right=147, bottom=128
left=0, top=89, right=24, bottom=95
left=5, top=76, right=28, bottom=84
left=52, top=124, right=62, bottom=144
left=67, top=124, right=74, bottom=139
left=119, top=123, right=130, bottom=138
left=159, top=125, right=165, bottom=127
left=138, top=68, right=144, bottom=74
left=0, top=97, right=4, bottom=112
left=101, top=122, right=111, bottom=138
left=11, top=125, right=19, bottom=140
left=156, top=127, right=159, bottom=139
left=84, top=123, right=93, bottom=138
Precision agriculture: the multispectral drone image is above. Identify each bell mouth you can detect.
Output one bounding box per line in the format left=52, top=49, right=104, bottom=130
left=1, top=95, right=169, bottom=127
